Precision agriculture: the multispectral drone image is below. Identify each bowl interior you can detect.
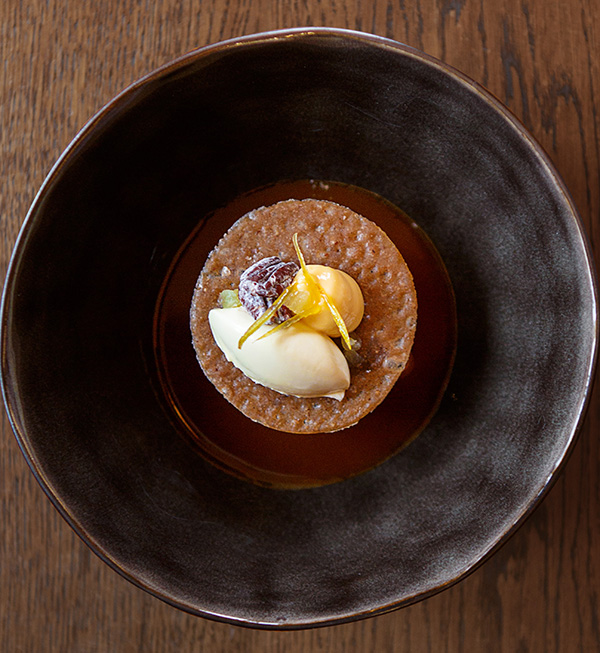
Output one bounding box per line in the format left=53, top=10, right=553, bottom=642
left=1, top=29, right=597, bottom=627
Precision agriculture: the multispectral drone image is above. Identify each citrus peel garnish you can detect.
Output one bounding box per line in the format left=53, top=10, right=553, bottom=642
left=237, top=284, right=293, bottom=349
left=292, top=233, right=353, bottom=349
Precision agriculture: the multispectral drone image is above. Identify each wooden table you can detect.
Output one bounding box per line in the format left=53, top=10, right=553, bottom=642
left=1, top=1, right=598, bottom=651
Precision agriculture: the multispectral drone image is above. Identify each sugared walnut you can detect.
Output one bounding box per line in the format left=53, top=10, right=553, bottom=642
left=238, top=256, right=299, bottom=323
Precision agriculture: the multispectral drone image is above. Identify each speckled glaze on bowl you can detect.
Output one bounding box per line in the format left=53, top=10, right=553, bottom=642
left=1, top=28, right=597, bottom=628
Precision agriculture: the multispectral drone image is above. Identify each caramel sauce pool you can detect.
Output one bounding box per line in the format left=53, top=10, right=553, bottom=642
left=153, top=180, right=456, bottom=489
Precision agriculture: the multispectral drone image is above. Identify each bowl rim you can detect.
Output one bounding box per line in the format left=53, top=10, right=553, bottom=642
left=1, top=27, right=598, bottom=629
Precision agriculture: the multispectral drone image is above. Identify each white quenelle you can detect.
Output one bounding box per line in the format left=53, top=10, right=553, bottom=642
left=208, top=306, right=350, bottom=400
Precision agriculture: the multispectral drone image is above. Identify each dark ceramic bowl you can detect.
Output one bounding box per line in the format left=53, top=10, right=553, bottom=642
left=1, top=28, right=598, bottom=628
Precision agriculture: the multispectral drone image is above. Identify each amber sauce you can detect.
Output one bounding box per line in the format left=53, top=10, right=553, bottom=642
left=153, top=180, right=457, bottom=488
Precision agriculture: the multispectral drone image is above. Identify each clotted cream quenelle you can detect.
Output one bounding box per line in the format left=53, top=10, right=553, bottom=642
left=208, top=306, right=350, bottom=400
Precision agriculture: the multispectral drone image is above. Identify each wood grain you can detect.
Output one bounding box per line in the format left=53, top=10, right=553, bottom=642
left=1, top=0, right=599, bottom=651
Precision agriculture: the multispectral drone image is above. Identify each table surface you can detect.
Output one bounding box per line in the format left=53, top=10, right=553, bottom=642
left=1, top=1, right=599, bottom=651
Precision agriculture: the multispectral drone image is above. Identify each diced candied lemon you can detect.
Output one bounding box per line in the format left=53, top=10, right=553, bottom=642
left=283, top=286, right=317, bottom=315
left=218, top=289, right=241, bottom=308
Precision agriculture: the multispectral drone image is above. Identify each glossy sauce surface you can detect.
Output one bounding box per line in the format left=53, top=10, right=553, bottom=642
left=153, top=180, right=457, bottom=488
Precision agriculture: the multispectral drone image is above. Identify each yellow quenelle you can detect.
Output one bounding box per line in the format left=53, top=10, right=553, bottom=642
left=291, top=265, right=364, bottom=337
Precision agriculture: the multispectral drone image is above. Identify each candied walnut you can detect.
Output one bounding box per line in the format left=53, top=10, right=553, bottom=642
left=238, top=256, right=299, bottom=323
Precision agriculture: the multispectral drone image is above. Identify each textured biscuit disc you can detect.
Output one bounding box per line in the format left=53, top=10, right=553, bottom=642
left=190, top=199, right=417, bottom=433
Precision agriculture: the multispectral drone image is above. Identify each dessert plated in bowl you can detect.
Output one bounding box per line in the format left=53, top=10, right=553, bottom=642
left=160, top=180, right=455, bottom=488
left=1, top=29, right=597, bottom=628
